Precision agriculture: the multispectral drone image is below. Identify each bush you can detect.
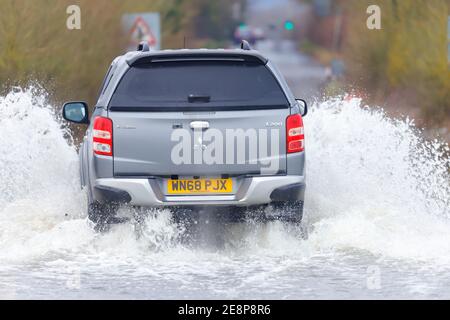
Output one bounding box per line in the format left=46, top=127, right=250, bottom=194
left=343, top=0, right=450, bottom=125
left=0, top=0, right=239, bottom=109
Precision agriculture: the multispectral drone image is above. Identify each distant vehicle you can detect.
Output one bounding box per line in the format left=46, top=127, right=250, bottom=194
left=233, top=24, right=257, bottom=45
left=253, top=27, right=267, bottom=41
left=62, top=41, right=307, bottom=229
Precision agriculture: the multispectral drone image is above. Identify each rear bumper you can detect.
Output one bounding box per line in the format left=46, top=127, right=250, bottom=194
left=93, top=176, right=305, bottom=207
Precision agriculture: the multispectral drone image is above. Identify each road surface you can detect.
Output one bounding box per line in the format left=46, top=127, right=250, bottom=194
left=255, top=39, right=327, bottom=101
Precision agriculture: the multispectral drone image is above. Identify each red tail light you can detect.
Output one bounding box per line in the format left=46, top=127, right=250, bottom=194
left=286, top=114, right=305, bottom=153
left=93, top=117, right=113, bottom=156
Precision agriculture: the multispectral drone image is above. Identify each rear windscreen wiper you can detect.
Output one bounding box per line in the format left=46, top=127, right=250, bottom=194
left=188, top=94, right=211, bottom=103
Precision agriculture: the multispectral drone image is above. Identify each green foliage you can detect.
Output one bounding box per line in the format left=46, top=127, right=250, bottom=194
left=344, top=0, right=450, bottom=124
left=0, top=0, right=236, bottom=108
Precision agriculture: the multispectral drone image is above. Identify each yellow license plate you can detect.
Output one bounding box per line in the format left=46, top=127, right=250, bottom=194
left=167, top=178, right=232, bottom=194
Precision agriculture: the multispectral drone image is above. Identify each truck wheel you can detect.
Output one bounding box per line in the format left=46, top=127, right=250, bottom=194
left=266, top=201, right=304, bottom=224
left=88, top=202, right=118, bottom=232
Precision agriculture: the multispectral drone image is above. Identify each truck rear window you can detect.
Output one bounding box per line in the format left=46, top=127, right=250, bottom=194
left=109, top=60, right=289, bottom=111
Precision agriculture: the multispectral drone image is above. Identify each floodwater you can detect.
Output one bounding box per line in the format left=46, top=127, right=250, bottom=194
left=1, top=87, right=449, bottom=299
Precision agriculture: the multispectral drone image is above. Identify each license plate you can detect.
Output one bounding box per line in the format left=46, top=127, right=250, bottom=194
left=167, top=178, right=232, bottom=194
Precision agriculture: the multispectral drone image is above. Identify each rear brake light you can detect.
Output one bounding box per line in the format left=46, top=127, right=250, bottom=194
left=93, top=117, right=113, bottom=156
left=286, top=114, right=305, bottom=153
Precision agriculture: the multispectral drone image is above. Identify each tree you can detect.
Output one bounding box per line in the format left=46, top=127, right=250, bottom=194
left=343, top=0, right=450, bottom=124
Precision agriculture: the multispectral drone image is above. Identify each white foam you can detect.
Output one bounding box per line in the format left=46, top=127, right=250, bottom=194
left=0, top=88, right=449, bottom=267
left=303, top=98, right=450, bottom=264
left=0, top=87, right=91, bottom=262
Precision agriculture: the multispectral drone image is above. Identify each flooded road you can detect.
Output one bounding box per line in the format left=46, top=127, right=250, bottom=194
left=1, top=14, right=449, bottom=298
left=1, top=79, right=449, bottom=298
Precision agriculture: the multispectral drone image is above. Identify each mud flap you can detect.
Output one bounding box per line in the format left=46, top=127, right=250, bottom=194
left=88, top=202, right=127, bottom=232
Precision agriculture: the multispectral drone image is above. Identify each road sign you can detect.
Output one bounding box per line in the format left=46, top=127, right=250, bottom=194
left=122, top=13, right=161, bottom=51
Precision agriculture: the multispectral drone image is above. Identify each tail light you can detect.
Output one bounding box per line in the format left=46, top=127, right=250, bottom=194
left=93, top=117, right=113, bottom=156
left=286, top=114, right=305, bottom=153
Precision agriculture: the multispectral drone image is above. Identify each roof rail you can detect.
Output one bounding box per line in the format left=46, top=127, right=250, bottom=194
left=137, top=41, right=150, bottom=52
left=240, top=40, right=251, bottom=51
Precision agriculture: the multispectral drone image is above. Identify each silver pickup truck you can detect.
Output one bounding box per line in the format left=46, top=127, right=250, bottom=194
left=63, top=41, right=307, bottom=228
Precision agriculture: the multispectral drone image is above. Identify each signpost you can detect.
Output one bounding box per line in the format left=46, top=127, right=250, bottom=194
left=122, top=13, right=161, bottom=51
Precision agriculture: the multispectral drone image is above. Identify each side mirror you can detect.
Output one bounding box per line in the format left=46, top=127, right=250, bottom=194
left=296, top=99, right=308, bottom=117
left=62, top=102, right=89, bottom=124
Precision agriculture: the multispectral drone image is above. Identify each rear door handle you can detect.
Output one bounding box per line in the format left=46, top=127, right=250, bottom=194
left=190, top=121, right=209, bottom=130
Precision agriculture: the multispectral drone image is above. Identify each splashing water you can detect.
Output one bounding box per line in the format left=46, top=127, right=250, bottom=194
left=0, top=88, right=92, bottom=262
left=304, top=98, right=450, bottom=263
left=0, top=88, right=449, bottom=299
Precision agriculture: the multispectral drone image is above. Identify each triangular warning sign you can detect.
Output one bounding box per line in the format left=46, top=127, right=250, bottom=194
left=129, top=16, right=157, bottom=47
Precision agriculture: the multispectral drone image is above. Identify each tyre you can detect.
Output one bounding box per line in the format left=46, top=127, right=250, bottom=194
left=87, top=202, right=119, bottom=232
left=266, top=201, right=304, bottom=224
